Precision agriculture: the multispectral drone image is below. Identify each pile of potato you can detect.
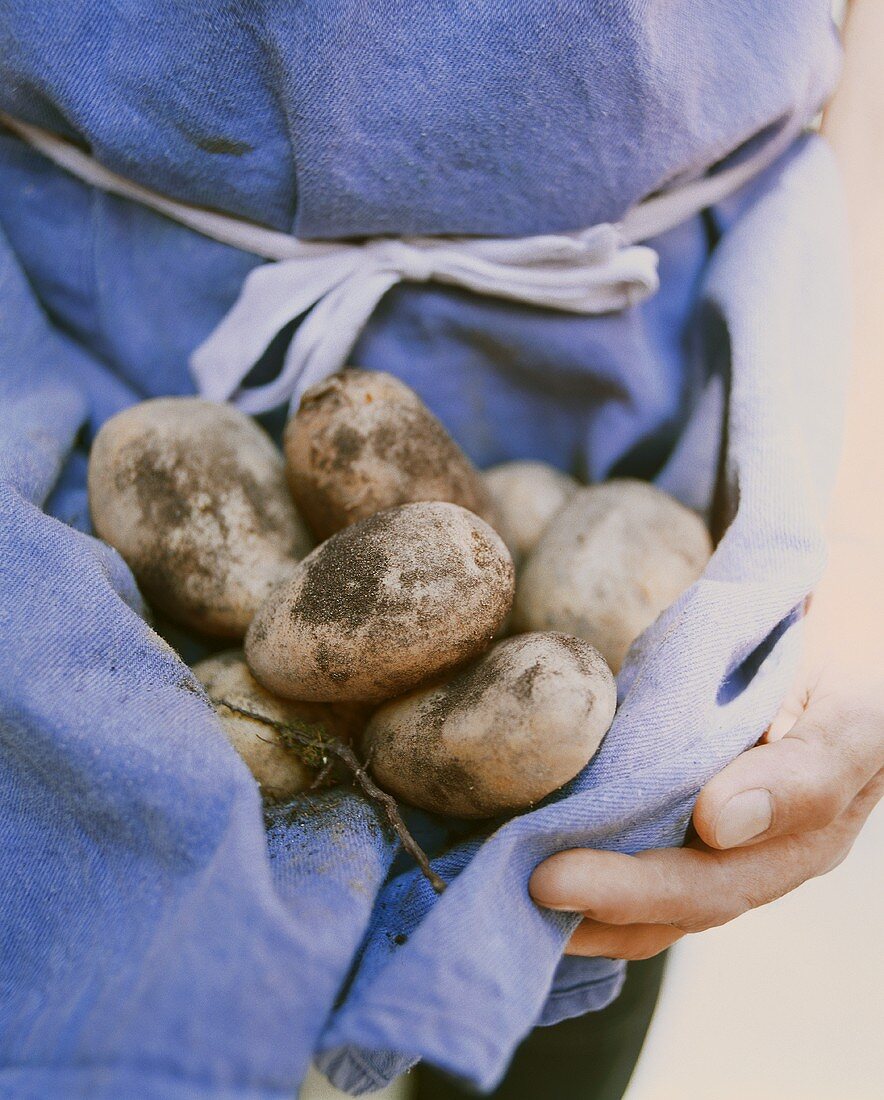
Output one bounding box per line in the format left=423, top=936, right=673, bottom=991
left=88, top=370, right=712, bottom=819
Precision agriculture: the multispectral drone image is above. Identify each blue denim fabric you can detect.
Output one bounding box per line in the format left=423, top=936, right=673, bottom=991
left=0, top=3, right=848, bottom=1096
left=0, top=2, right=839, bottom=237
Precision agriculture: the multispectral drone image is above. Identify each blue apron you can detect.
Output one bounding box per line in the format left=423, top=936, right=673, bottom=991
left=0, top=3, right=848, bottom=1095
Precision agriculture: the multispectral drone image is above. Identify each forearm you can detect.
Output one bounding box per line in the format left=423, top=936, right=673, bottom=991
left=820, top=0, right=884, bottom=548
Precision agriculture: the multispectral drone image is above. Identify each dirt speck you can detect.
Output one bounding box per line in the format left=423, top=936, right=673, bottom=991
left=294, top=510, right=395, bottom=629
left=195, top=135, right=253, bottom=156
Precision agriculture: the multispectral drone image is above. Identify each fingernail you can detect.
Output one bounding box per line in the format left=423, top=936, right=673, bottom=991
left=715, top=789, right=773, bottom=848
left=535, top=900, right=581, bottom=913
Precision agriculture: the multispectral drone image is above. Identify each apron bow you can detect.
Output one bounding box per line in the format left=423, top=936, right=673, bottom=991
left=189, top=225, right=660, bottom=413
left=0, top=106, right=809, bottom=415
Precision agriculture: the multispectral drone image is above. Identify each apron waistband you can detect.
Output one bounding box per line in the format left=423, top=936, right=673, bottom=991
left=0, top=109, right=806, bottom=413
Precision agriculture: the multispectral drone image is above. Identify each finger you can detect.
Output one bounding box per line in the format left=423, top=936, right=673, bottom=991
left=694, top=689, right=884, bottom=849
left=531, top=846, right=731, bottom=929
left=566, top=919, right=683, bottom=960
left=530, top=836, right=829, bottom=931
left=764, top=685, right=809, bottom=742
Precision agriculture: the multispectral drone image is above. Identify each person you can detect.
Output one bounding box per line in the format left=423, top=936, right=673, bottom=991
left=0, top=3, right=881, bottom=1098
left=422, top=2, right=884, bottom=1096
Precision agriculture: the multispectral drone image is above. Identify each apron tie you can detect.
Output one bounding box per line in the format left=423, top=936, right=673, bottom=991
left=0, top=108, right=807, bottom=413
left=191, top=224, right=659, bottom=413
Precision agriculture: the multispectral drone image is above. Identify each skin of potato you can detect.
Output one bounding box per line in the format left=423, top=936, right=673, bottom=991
left=192, top=651, right=365, bottom=802
left=284, top=369, right=497, bottom=540
left=245, top=501, right=515, bottom=703
left=512, top=479, right=713, bottom=673
left=364, top=631, right=616, bottom=818
left=88, top=397, right=313, bottom=637
left=482, top=460, right=579, bottom=564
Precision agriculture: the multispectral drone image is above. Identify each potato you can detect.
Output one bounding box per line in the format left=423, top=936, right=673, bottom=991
left=284, top=369, right=496, bottom=539
left=483, top=460, right=579, bottom=564
left=193, top=651, right=365, bottom=801
left=513, top=479, right=713, bottom=673
left=245, top=501, right=514, bottom=703
left=88, top=397, right=312, bottom=637
left=364, top=632, right=616, bottom=818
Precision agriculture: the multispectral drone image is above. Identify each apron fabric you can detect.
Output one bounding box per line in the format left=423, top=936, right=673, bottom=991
left=0, top=3, right=848, bottom=1097
left=0, top=100, right=806, bottom=416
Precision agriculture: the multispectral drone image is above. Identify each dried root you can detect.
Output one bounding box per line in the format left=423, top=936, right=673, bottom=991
left=210, top=698, right=446, bottom=894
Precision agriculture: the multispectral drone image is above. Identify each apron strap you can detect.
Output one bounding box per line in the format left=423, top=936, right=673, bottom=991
left=0, top=107, right=807, bottom=413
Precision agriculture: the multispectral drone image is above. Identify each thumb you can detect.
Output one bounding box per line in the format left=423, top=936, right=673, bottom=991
left=694, top=685, right=884, bottom=849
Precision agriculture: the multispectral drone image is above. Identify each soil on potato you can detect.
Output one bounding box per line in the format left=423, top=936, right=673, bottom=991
left=294, top=509, right=396, bottom=630
left=287, top=506, right=512, bottom=696
left=289, top=371, right=492, bottom=535
left=112, top=430, right=295, bottom=618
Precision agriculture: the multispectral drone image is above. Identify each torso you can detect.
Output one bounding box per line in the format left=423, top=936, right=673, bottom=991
left=0, top=1, right=840, bottom=237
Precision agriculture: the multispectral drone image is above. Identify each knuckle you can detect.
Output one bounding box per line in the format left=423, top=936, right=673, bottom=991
left=779, top=756, right=845, bottom=829
left=795, top=778, right=843, bottom=827
left=796, top=692, right=884, bottom=778
left=650, top=859, right=686, bottom=914
left=681, top=889, right=752, bottom=930
left=672, top=890, right=734, bottom=932
left=815, top=842, right=852, bottom=878
left=713, top=864, right=779, bottom=922
left=734, top=887, right=769, bottom=914
left=674, top=912, right=720, bottom=933
left=810, top=819, right=857, bottom=877
left=738, top=839, right=817, bottom=910
left=832, top=695, right=884, bottom=738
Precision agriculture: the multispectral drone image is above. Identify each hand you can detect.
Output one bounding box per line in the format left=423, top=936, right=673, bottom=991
left=529, top=540, right=884, bottom=960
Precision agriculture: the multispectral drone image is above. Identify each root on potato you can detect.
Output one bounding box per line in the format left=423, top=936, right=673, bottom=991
left=193, top=651, right=365, bottom=801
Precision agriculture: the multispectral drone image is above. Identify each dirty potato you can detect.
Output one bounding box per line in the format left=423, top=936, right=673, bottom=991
left=483, top=460, right=579, bottom=564
left=513, top=479, right=713, bottom=673
left=88, top=397, right=312, bottom=637
left=193, top=651, right=365, bottom=801
left=245, top=501, right=514, bottom=703
left=284, top=369, right=496, bottom=539
left=364, top=632, right=616, bottom=818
